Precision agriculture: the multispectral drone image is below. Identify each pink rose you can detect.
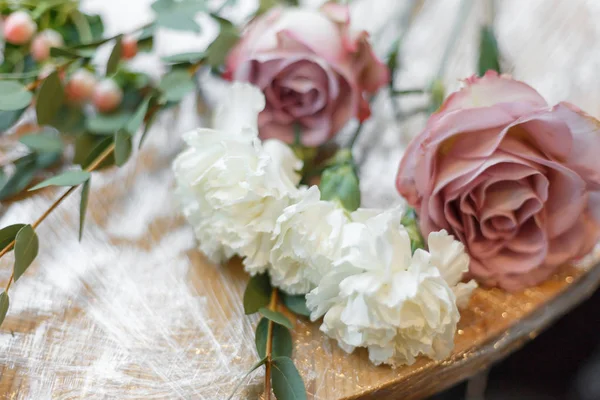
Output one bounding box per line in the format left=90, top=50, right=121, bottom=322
left=396, top=71, right=600, bottom=291
left=225, top=4, right=389, bottom=146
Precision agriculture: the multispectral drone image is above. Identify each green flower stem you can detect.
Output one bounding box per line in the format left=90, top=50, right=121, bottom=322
left=264, top=288, right=278, bottom=400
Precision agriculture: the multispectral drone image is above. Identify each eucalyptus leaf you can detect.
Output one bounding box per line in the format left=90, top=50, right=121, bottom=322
left=0, top=224, right=26, bottom=249
left=243, top=273, right=272, bottom=315
left=271, top=356, right=307, bottom=400
left=49, top=105, right=86, bottom=135
left=114, top=130, right=132, bottom=166
left=0, top=292, right=8, bottom=327
left=50, top=47, right=85, bottom=59
left=161, top=52, right=205, bottom=64
left=29, top=170, right=91, bottom=191
left=36, top=71, right=64, bottom=126
left=87, top=112, right=134, bottom=134
left=13, top=225, right=39, bottom=282
left=478, top=25, right=501, bottom=76
left=206, top=30, right=239, bottom=67
left=0, top=156, right=38, bottom=200
left=0, top=107, right=27, bottom=133
left=152, top=0, right=205, bottom=32
left=258, top=308, right=293, bottom=330
left=82, top=136, right=115, bottom=170
left=281, top=293, right=310, bottom=317
left=255, top=317, right=293, bottom=359
left=127, top=97, right=151, bottom=133
left=106, top=36, right=123, bottom=76
left=226, top=357, right=267, bottom=400
left=19, top=129, right=64, bottom=153
left=158, top=70, right=195, bottom=102
left=0, top=81, right=33, bottom=111
left=138, top=111, right=157, bottom=149
left=79, top=179, right=90, bottom=241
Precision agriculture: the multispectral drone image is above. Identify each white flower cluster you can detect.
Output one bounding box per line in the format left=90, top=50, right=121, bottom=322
left=173, top=82, right=477, bottom=367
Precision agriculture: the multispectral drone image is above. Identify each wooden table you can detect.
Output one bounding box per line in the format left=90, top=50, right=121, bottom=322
left=1, top=0, right=600, bottom=399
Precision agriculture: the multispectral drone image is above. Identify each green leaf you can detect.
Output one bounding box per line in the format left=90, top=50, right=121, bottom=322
left=206, top=30, right=239, bottom=68
left=320, top=153, right=361, bottom=212
left=152, top=0, right=205, bottom=32
left=271, top=356, right=307, bottom=400
left=0, top=107, right=27, bottom=132
left=106, top=37, right=123, bottom=76
left=226, top=357, right=267, bottom=400
left=79, top=179, right=91, bottom=241
left=127, top=97, right=151, bottom=133
left=49, top=47, right=85, bottom=59
left=428, top=79, right=445, bottom=114
left=87, top=111, right=134, bottom=134
left=48, top=105, right=86, bottom=135
left=19, top=128, right=64, bottom=154
left=0, top=292, right=8, bottom=327
left=243, top=274, right=272, bottom=315
left=0, top=156, right=38, bottom=200
left=36, top=71, right=64, bottom=126
left=158, top=70, right=195, bottom=102
left=401, top=207, right=425, bottom=254
left=0, top=224, right=26, bottom=250
left=161, top=52, right=205, bottom=64
left=257, top=0, right=279, bottom=15
left=478, top=25, right=501, bottom=77
left=114, top=130, right=132, bottom=166
left=0, top=81, right=33, bottom=111
left=82, top=136, right=115, bottom=170
left=255, top=318, right=293, bottom=359
left=29, top=170, right=91, bottom=191
left=138, top=110, right=157, bottom=149
left=258, top=308, right=293, bottom=330
left=281, top=293, right=310, bottom=317
left=13, top=225, right=39, bottom=282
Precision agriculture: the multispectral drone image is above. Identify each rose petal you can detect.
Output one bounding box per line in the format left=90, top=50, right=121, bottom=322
left=439, top=71, right=548, bottom=113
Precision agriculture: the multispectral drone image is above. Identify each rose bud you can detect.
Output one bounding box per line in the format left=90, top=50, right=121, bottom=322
left=3, top=11, right=37, bottom=45
left=121, top=35, right=138, bottom=60
left=31, top=29, right=64, bottom=62
left=65, top=69, right=97, bottom=103
left=92, top=78, right=123, bottom=113
left=224, top=4, right=389, bottom=146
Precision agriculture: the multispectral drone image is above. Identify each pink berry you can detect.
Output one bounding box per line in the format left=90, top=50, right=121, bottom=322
left=121, top=35, right=138, bottom=60
left=92, top=79, right=123, bottom=113
left=3, top=11, right=37, bottom=45
left=66, top=69, right=97, bottom=103
left=31, top=29, right=64, bottom=62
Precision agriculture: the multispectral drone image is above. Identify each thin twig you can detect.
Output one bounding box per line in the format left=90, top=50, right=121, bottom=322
left=264, top=288, right=278, bottom=400
left=1, top=142, right=116, bottom=293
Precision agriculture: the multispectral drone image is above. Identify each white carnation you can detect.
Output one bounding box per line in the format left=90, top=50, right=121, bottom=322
left=306, top=207, right=461, bottom=366
left=427, top=230, right=477, bottom=308
left=270, top=186, right=349, bottom=294
left=172, top=83, right=302, bottom=270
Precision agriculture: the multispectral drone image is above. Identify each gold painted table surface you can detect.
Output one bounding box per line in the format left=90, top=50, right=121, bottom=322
left=2, top=0, right=600, bottom=399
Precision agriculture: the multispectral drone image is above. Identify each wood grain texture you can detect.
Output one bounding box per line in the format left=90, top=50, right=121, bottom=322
left=2, top=0, right=600, bottom=399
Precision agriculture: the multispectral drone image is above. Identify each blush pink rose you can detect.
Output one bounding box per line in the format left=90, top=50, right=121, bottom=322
left=224, top=4, right=389, bottom=146
left=396, top=71, right=600, bottom=291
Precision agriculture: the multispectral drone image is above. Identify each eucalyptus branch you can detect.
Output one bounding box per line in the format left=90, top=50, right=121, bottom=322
left=1, top=142, right=115, bottom=293
left=264, top=287, right=278, bottom=400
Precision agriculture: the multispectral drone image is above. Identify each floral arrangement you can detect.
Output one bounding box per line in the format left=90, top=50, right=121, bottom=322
left=1, top=1, right=600, bottom=400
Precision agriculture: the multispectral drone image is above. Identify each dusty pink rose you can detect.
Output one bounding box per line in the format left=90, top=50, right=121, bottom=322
left=225, top=3, right=389, bottom=146
left=396, top=71, right=600, bottom=291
